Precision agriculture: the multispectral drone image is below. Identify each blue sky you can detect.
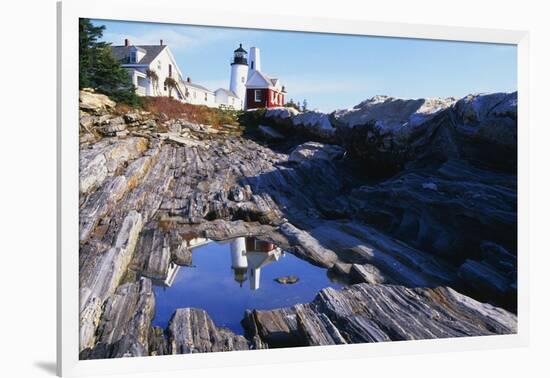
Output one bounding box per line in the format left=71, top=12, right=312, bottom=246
left=92, top=19, right=517, bottom=112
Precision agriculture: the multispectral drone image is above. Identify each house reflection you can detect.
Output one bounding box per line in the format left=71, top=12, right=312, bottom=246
left=230, top=237, right=283, bottom=290
left=153, top=235, right=210, bottom=288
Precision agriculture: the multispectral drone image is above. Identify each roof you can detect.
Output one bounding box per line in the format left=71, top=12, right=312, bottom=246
left=183, top=81, right=214, bottom=93
left=234, top=44, right=247, bottom=54
left=214, top=88, right=239, bottom=98
left=110, top=45, right=167, bottom=66
left=246, top=70, right=283, bottom=91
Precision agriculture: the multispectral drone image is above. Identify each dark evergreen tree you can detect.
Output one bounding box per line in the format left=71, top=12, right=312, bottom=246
left=79, top=18, right=139, bottom=106
left=284, top=98, right=300, bottom=111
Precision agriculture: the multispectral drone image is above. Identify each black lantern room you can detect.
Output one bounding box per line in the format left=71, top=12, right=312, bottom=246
left=231, top=43, right=248, bottom=65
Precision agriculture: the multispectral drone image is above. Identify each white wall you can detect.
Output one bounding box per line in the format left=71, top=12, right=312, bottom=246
left=148, top=48, right=184, bottom=99
left=215, top=90, right=242, bottom=110
left=185, top=85, right=216, bottom=107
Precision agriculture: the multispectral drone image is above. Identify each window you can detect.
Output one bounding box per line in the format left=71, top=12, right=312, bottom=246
left=251, top=61, right=254, bottom=70
left=205, top=93, right=208, bottom=101
left=130, top=51, right=137, bottom=63
left=157, top=61, right=162, bottom=71
left=241, top=76, right=245, bottom=83
left=254, top=90, right=262, bottom=102
left=168, top=64, right=172, bottom=78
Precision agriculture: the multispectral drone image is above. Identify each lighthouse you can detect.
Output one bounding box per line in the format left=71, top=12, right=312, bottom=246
left=229, top=44, right=249, bottom=109
left=230, top=237, right=248, bottom=287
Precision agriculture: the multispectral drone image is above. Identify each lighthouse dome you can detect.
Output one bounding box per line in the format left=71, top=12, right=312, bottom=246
left=232, top=43, right=248, bottom=65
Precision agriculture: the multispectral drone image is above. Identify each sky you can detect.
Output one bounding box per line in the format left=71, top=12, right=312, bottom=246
left=92, top=18, right=517, bottom=112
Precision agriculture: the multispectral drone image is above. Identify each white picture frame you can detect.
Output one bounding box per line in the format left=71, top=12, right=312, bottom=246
left=57, top=0, right=530, bottom=376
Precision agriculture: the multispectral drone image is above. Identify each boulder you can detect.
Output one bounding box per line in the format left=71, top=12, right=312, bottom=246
left=98, top=116, right=127, bottom=136
left=274, top=275, right=299, bottom=284
left=264, top=107, right=300, bottom=120
left=292, top=111, right=336, bottom=139
left=123, top=112, right=142, bottom=124
left=333, top=95, right=455, bottom=130
left=449, top=92, right=517, bottom=171
left=279, top=223, right=339, bottom=268
left=289, top=142, right=345, bottom=164
left=79, top=90, right=116, bottom=113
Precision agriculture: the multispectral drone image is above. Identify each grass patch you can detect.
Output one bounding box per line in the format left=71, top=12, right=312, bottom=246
left=139, top=96, right=241, bottom=127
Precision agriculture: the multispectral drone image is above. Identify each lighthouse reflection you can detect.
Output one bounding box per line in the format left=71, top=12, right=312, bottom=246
left=230, top=237, right=283, bottom=290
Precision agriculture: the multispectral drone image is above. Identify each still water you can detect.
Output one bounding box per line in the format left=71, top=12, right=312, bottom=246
left=152, top=237, right=343, bottom=334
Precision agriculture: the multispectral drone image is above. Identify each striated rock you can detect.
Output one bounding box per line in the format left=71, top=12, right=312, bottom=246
left=79, top=176, right=129, bottom=243
left=243, top=283, right=517, bottom=348
left=457, top=241, right=516, bottom=310
left=306, top=221, right=457, bottom=287
left=168, top=308, right=249, bottom=354
left=130, top=227, right=172, bottom=280
left=79, top=211, right=143, bottom=350
left=80, top=334, right=148, bottom=360
left=95, top=278, right=155, bottom=349
left=244, top=307, right=303, bottom=347
left=295, top=304, right=347, bottom=345
left=347, top=159, right=517, bottom=276
left=79, top=153, right=108, bottom=194
left=280, top=223, right=339, bottom=268
left=78, top=92, right=517, bottom=357
left=79, top=137, right=148, bottom=194
left=148, top=327, right=169, bottom=356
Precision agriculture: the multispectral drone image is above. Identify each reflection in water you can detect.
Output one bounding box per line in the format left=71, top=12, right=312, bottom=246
left=231, top=237, right=282, bottom=290
left=152, top=235, right=210, bottom=288
left=152, top=236, right=343, bottom=334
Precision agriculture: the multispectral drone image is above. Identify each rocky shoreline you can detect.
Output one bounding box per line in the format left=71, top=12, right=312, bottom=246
left=78, top=90, right=518, bottom=359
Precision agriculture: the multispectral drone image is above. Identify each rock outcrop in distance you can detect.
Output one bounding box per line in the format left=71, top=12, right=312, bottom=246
left=257, top=92, right=517, bottom=175
left=78, top=90, right=518, bottom=359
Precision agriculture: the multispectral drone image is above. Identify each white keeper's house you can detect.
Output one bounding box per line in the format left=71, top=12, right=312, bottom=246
left=111, top=39, right=285, bottom=110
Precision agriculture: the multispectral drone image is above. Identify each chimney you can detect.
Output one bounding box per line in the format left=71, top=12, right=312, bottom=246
left=124, top=38, right=130, bottom=46
left=160, top=39, right=163, bottom=46
left=249, top=47, right=261, bottom=72
left=186, top=77, right=191, bottom=83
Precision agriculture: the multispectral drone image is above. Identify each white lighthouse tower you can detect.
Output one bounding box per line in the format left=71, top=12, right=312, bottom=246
left=229, top=44, right=249, bottom=109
